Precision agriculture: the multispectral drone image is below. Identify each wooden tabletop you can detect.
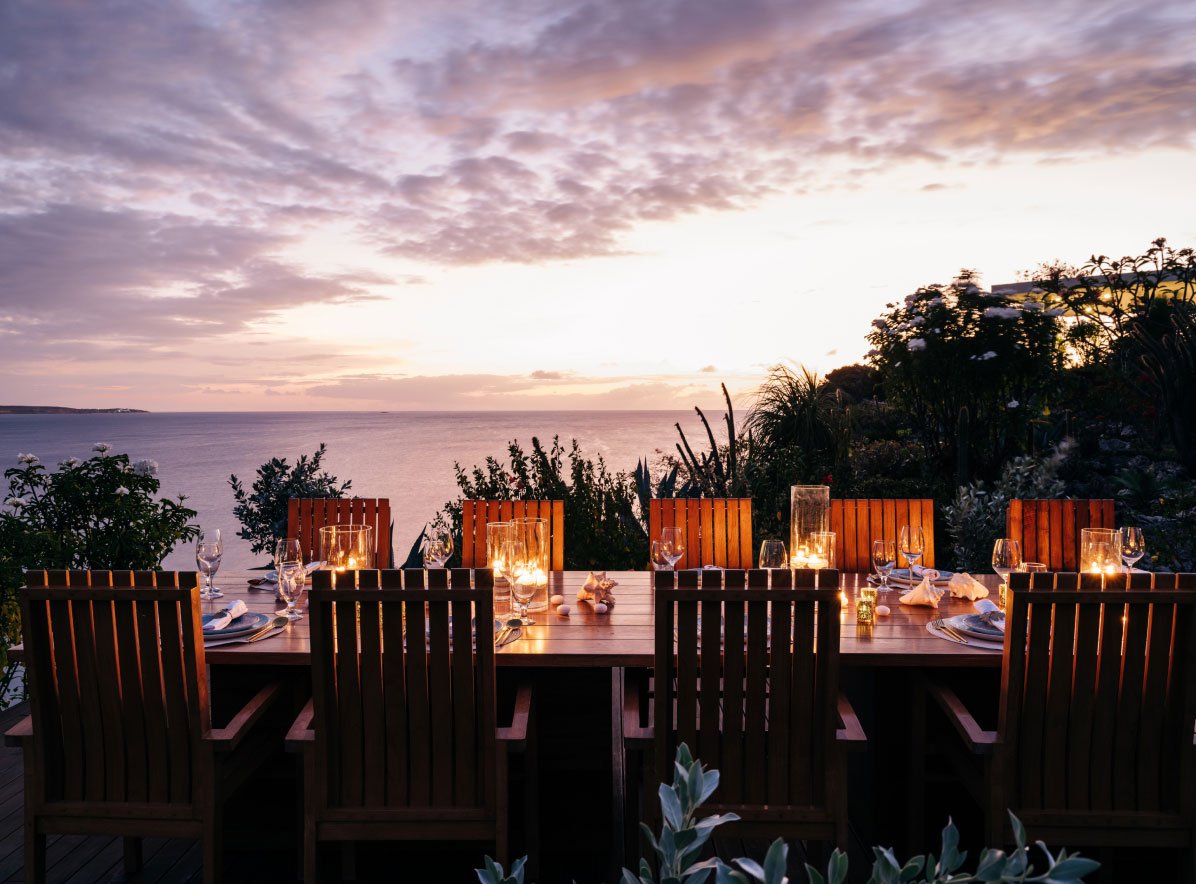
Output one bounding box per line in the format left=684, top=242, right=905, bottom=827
left=199, top=570, right=1004, bottom=668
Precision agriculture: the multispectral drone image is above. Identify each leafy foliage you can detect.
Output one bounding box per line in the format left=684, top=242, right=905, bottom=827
left=866, top=270, right=1064, bottom=482
left=0, top=448, right=198, bottom=681
left=228, top=443, right=350, bottom=559
left=438, top=436, right=647, bottom=570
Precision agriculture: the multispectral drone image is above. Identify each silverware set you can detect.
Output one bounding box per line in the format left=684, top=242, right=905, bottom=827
left=931, top=618, right=969, bottom=644
left=494, top=618, right=524, bottom=649
left=205, top=615, right=290, bottom=647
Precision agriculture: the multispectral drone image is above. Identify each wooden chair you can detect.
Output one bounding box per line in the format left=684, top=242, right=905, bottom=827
left=7, top=570, right=284, bottom=884
left=289, top=568, right=533, bottom=881
left=931, top=571, right=1196, bottom=859
left=287, top=497, right=392, bottom=567
left=624, top=568, right=865, bottom=850
left=830, top=498, right=935, bottom=572
left=460, top=500, right=565, bottom=570
left=1005, top=499, right=1115, bottom=570
left=648, top=498, right=753, bottom=569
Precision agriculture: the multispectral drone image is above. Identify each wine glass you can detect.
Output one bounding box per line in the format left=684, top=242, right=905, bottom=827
left=658, top=527, right=685, bottom=570
left=195, top=528, right=223, bottom=600
left=277, top=560, right=306, bottom=619
left=1120, top=526, right=1145, bottom=571
left=992, top=538, right=1023, bottom=584
left=871, top=539, right=897, bottom=592
left=898, top=525, right=925, bottom=580
left=504, top=538, right=534, bottom=625
left=422, top=526, right=453, bottom=569
left=758, top=539, right=788, bottom=570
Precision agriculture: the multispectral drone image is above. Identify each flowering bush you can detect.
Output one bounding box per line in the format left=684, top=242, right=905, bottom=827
left=0, top=448, right=198, bottom=683
left=866, top=270, right=1064, bottom=482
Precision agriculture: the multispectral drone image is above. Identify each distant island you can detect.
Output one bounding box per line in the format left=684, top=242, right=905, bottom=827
left=0, top=406, right=148, bottom=415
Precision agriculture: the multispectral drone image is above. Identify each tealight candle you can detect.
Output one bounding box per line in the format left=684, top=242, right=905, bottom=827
left=856, top=597, right=875, bottom=624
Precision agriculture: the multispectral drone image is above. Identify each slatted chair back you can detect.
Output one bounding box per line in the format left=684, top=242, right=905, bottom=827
left=652, top=568, right=843, bottom=836
left=997, top=571, right=1196, bottom=845
left=648, top=498, right=753, bottom=569
left=1005, top=499, right=1115, bottom=570
left=830, top=498, right=935, bottom=571
left=287, top=497, right=393, bottom=568
left=307, top=568, right=497, bottom=816
left=21, top=569, right=208, bottom=809
left=460, top=500, right=565, bottom=570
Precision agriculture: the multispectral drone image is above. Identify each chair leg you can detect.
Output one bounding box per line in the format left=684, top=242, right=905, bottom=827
left=24, top=816, right=45, bottom=884
left=123, top=836, right=144, bottom=874
left=303, top=823, right=319, bottom=883
left=203, top=806, right=223, bottom=884
left=340, top=843, right=357, bottom=880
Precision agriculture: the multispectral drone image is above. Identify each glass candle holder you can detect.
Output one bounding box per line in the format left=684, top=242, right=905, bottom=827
left=319, top=524, right=375, bottom=571
left=513, top=517, right=549, bottom=611
left=789, top=485, right=829, bottom=567
left=1080, top=528, right=1121, bottom=576
left=856, top=596, right=875, bottom=624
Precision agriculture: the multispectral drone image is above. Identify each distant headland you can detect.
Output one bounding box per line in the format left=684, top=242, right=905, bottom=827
left=0, top=406, right=148, bottom=414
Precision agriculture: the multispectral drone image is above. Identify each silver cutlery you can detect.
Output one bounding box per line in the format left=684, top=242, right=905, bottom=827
left=931, top=618, right=969, bottom=644
left=205, top=615, right=288, bottom=647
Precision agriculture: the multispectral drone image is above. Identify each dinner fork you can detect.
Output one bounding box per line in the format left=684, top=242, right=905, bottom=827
left=931, top=618, right=968, bottom=644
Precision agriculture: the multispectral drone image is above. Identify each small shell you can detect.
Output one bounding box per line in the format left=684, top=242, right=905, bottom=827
left=556, top=604, right=571, bottom=616
left=594, top=602, right=608, bottom=614
left=876, top=604, right=891, bottom=616
left=549, top=594, right=565, bottom=606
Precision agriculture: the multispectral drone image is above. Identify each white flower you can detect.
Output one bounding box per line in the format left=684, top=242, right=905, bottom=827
left=16, top=452, right=39, bottom=465
left=93, top=442, right=112, bottom=454
left=983, top=307, right=1021, bottom=319
left=904, top=293, right=918, bottom=307
left=133, top=459, right=159, bottom=477
left=1022, top=301, right=1044, bottom=312
left=981, top=351, right=997, bottom=360
left=5, top=496, right=26, bottom=508
left=61, top=457, right=79, bottom=467
left=908, top=338, right=927, bottom=352
left=866, top=349, right=880, bottom=358
left=927, top=297, right=944, bottom=307
left=910, top=315, right=926, bottom=326
left=871, top=319, right=888, bottom=330
left=1044, top=308, right=1065, bottom=317
left=1007, top=400, right=1020, bottom=409
left=115, top=486, right=129, bottom=496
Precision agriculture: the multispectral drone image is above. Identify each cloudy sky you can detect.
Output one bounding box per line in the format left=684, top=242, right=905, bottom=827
left=2, top=0, right=1194, bottom=411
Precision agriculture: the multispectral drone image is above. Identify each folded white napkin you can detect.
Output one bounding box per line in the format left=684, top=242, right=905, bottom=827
left=973, top=598, right=1005, bottom=631
left=204, top=600, right=248, bottom=632
left=900, top=569, right=945, bottom=608
left=948, top=572, right=989, bottom=600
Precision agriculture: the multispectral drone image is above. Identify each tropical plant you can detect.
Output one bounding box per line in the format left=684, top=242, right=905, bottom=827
left=228, top=443, right=350, bottom=559
left=747, top=364, right=850, bottom=482
left=438, top=436, right=647, bottom=570
left=0, top=447, right=198, bottom=685
left=866, top=269, right=1064, bottom=482
left=1134, top=304, right=1196, bottom=472
left=673, top=384, right=750, bottom=499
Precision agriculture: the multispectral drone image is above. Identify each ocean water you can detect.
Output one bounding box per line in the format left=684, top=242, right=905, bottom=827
left=0, top=411, right=689, bottom=572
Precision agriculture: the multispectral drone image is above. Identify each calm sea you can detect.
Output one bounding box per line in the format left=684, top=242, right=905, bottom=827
left=0, top=411, right=689, bottom=572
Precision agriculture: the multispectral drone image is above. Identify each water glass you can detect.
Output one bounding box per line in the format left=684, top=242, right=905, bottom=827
left=758, top=539, right=788, bottom=570
left=422, top=526, right=454, bottom=568
left=503, top=538, right=534, bottom=624
left=277, top=561, right=306, bottom=619
left=991, top=538, right=1022, bottom=582
left=1120, top=526, right=1145, bottom=570
left=871, top=539, right=896, bottom=591
left=195, top=527, right=223, bottom=600
left=655, top=527, right=685, bottom=570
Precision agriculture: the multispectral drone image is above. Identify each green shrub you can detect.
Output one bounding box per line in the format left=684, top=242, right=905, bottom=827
left=0, top=448, right=198, bottom=684
left=228, top=443, right=350, bottom=559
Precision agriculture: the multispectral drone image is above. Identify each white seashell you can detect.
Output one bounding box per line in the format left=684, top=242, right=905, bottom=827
left=594, top=602, right=608, bottom=614
left=556, top=604, right=571, bottom=616
left=876, top=604, right=891, bottom=616
left=550, top=594, right=565, bottom=606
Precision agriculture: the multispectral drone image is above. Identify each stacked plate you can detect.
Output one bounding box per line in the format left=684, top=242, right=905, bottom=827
left=202, top=611, right=271, bottom=640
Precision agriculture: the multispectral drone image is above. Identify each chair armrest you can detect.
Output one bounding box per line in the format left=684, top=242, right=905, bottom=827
left=208, top=681, right=285, bottom=752
left=623, top=678, right=653, bottom=745
left=3, top=714, right=32, bottom=748
left=929, top=681, right=997, bottom=755
left=285, top=698, right=316, bottom=751
left=835, top=693, right=866, bottom=746
left=497, top=683, right=533, bottom=749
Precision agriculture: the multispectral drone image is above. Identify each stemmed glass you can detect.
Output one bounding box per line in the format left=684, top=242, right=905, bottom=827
left=992, top=538, right=1023, bottom=584
left=275, top=538, right=306, bottom=619
left=898, top=525, right=925, bottom=580
left=422, top=526, right=454, bottom=569
left=195, top=528, right=223, bottom=601
left=871, top=539, right=897, bottom=592
left=758, top=539, right=788, bottom=570
left=504, top=538, right=534, bottom=625
left=1120, top=527, right=1145, bottom=571
left=653, top=527, right=685, bottom=570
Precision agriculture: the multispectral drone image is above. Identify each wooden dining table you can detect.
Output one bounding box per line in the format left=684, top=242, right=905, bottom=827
left=201, top=569, right=1004, bottom=668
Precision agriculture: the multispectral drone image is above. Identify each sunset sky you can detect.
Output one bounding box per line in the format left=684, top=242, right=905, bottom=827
left=1, top=0, right=1194, bottom=411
